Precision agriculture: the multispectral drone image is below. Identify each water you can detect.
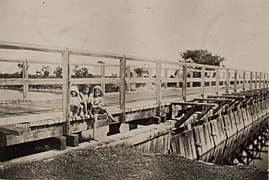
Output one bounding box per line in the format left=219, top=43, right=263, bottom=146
left=230, top=127, right=268, bottom=170
left=248, top=141, right=268, bottom=170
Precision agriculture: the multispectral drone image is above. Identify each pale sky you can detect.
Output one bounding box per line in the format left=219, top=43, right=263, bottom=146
left=0, top=0, right=269, bottom=72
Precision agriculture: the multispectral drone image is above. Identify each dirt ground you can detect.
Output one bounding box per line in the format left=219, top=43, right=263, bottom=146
left=0, top=145, right=267, bottom=180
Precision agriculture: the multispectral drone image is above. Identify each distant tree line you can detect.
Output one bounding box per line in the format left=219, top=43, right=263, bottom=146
left=1, top=50, right=225, bottom=91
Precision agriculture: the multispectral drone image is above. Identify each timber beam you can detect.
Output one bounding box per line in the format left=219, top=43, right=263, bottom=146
left=0, top=125, right=30, bottom=136
left=170, top=102, right=216, bottom=128
left=208, top=95, right=245, bottom=111
left=193, top=98, right=233, bottom=114
left=229, top=92, right=259, bottom=107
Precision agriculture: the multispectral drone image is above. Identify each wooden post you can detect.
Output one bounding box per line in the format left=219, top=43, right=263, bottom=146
left=53, top=136, right=66, bottom=150
left=126, top=65, right=131, bottom=91
left=119, top=56, right=126, bottom=123
left=148, top=68, right=153, bottom=90
left=156, top=62, right=162, bottom=115
left=182, top=64, right=187, bottom=102
left=242, top=71, right=246, bottom=91
left=176, top=69, right=180, bottom=88
left=62, top=50, right=71, bottom=136
left=164, top=69, right=168, bottom=89
left=263, top=73, right=266, bottom=88
left=101, top=64, right=105, bottom=94
left=189, top=69, right=193, bottom=88
left=255, top=72, right=258, bottom=89
left=259, top=72, right=262, bottom=89
left=201, top=66, right=205, bottom=97
left=226, top=69, right=230, bottom=93
left=234, top=70, right=237, bottom=92
left=215, top=68, right=220, bottom=95
left=250, top=72, right=253, bottom=90
left=66, top=134, right=79, bottom=147
left=266, top=74, right=269, bottom=88
left=22, top=60, right=29, bottom=101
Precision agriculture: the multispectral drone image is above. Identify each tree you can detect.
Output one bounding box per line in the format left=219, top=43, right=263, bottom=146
left=181, top=49, right=225, bottom=66
left=41, top=65, right=52, bottom=78
left=72, top=65, right=95, bottom=78
left=53, top=67, right=62, bottom=78
left=133, top=68, right=149, bottom=77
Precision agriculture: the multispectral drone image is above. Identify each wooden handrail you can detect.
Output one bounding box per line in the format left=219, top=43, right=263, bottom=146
left=0, top=41, right=268, bottom=119
left=0, top=41, right=65, bottom=53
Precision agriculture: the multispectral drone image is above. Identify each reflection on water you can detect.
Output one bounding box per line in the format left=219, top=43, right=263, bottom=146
left=230, top=130, right=268, bottom=170
left=200, top=118, right=268, bottom=170
left=245, top=141, right=268, bottom=170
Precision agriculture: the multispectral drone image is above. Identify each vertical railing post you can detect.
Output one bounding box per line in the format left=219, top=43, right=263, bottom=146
left=148, top=68, right=152, bottom=79
left=242, top=71, right=246, bottom=91
left=234, top=70, right=237, bottom=92
left=189, top=69, right=193, bottom=88
left=101, top=63, right=106, bottom=94
left=255, top=72, right=258, bottom=89
left=266, top=73, right=269, bottom=88
left=164, top=69, right=168, bottom=89
left=225, top=69, right=230, bottom=93
left=22, top=60, right=29, bottom=101
left=119, top=56, right=126, bottom=123
left=176, top=69, right=180, bottom=88
left=62, top=50, right=71, bottom=136
left=126, top=65, right=131, bottom=91
left=263, top=73, right=266, bottom=88
left=156, top=62, right=162, bottom=115
left=215, top=68, right=220, bottom=95
left=250, top=72, right=253, bottom=90
left=259, top=72, right=262, bottom=89
left=201, top=66, right=205, bottom=97
left=147, top=67, right=153, bottom=90
left=182, top=64, right=187, bottom=102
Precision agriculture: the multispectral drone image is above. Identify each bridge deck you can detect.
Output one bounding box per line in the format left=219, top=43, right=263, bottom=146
left=0, top=87, right=228, bottom=123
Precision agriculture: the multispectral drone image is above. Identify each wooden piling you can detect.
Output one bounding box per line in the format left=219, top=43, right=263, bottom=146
left=62, top=50, right=71, bottom=136
left=22, top=60, right=29, bottom=101
left=66, top=134, right=79, bottom=147
left=119, top=56, right=127, bottom=123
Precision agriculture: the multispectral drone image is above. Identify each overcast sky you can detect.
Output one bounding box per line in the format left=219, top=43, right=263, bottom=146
left=0, top=0, right=268, bottom=72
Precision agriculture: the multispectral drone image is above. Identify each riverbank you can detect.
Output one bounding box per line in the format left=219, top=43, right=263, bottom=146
left=0, top=145, right=267, bottom=180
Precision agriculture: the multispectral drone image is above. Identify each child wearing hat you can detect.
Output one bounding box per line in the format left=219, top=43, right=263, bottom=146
left=78, top=84, right=93, bottom=119
left=70, top=85, right=84, bottom=119
left=90, top=86, right=115, bottom=122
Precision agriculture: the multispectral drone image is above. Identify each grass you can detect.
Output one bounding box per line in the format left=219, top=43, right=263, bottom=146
left=0, top=145, right=267, bottom=180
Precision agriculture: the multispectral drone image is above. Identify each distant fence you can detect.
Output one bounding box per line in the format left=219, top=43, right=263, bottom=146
left=0, top=41, right=268, bottom=135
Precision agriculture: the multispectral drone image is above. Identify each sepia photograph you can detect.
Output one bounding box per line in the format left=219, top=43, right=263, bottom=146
left=0, top=0, right=268, bottom=179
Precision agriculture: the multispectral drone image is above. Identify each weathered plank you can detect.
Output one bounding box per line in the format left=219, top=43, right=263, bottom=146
left=135, top=132, right=171, bottom=154
left=0, top=125, right=29, bottom=135
left=0, top=125, right=63, bottom=147
left=0, top=112, right=64, bottom=126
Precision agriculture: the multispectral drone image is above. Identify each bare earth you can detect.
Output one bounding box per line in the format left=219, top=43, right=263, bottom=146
left=0, top=145, right=267, bottom=180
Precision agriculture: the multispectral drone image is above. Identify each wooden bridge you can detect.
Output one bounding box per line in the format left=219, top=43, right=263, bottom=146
left=0, top=41, right=268, bottom=154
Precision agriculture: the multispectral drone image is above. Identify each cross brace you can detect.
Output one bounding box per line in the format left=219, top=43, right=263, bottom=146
left=171, top=102, right=216, bottom=128
left=193, top=98, right=233, bottom=114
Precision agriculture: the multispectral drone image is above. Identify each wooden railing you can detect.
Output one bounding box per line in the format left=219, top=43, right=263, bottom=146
left=0, top=41, right=268, bottom=135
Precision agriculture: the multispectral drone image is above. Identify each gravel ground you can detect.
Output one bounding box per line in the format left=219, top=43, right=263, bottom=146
left=0, top=145, right=267, bottom=180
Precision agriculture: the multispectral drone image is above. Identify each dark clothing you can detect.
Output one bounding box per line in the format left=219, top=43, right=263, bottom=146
left=92, top=107, right=106, bottom=115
